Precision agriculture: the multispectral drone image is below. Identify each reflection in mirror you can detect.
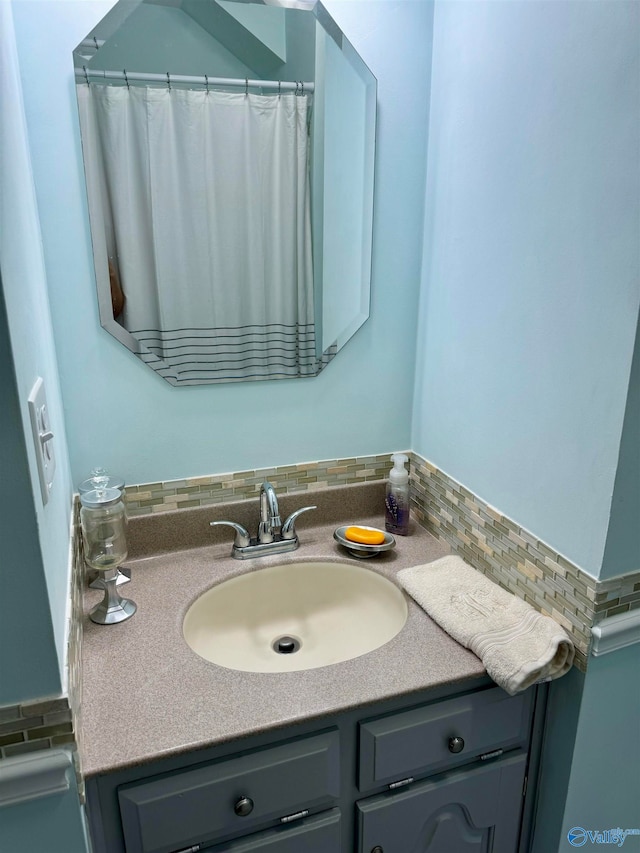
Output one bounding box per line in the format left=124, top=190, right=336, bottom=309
left=73, top=0, right=376, bottom=385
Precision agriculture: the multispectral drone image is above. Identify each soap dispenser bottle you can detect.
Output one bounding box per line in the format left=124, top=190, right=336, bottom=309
left=385, top=453, right=410, bottom=536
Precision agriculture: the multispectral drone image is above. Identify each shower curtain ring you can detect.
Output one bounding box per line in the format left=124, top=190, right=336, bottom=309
left=301, top=81, right=304, bottom=96
left=93, top=36, right=99, bottom=50
left=278, top=80, right=281, bottom=98
left=166, top=72, right=171, bottom=91
left=123, top=69, right=130, bottom=90
left=205, top=74, right=209, bottom=95
left=83, top=65, right=89, bottom=86
left=245, top=77, right=249, bottom=96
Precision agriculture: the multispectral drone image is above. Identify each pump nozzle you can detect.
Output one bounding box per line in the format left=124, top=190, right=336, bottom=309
left=391, top=453, right=408, bottom=467
left=389, top=453, right=409, bottom=484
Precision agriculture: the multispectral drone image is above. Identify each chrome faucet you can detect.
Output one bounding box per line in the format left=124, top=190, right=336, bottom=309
left=258, top=481, right=281, bottom=543
left=210, top=481, right=316, bottom=560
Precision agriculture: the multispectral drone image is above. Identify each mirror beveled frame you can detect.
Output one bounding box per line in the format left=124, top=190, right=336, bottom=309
left=74, top=0, right=377, bottom=386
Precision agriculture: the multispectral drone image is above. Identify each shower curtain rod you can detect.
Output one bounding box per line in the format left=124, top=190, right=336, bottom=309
left=75, top=68, right=314, bottom=93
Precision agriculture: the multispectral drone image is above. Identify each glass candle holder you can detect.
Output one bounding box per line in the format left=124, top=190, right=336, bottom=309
left=79, top=468, right=130, bottom=588
left=80, top=488, right=136, bottom=624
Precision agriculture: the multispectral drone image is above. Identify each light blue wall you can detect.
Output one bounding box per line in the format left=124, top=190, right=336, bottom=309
left=11, top=0, right=432, bottom=489
left=0, top=0, right=74, bottom=685
left=413, top=0, right=640, bottom=578
left=0, top=285, right=62, bottom=705
left=0, top=754, right=90, bottom=853
left=601, top=314, right=640, bottom=579
left=532, top=643, right=640, bottom=853
left=557, top=644, right=640, bottom=851
left=413, top=7, right=640, bottom=852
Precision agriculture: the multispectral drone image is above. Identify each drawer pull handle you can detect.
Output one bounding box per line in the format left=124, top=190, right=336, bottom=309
left=388, top=776, right=414, bottom=790
left=480, top=748, right=504, bottom=761
left=234, top=796, right=254, bottom=817
left=372, top=847, right=384, bottom=853
left=448, top=736, right=465, bottom=754
left=280, top=809, right=309, bottom=824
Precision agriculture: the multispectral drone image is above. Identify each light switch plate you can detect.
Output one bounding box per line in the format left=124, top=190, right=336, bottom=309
left=27, top=377, right=56, bottom=505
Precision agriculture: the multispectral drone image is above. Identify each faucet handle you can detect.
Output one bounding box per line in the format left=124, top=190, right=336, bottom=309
left=281, top=506, right=317, bottom=540
left=209, top=521, right=251, bottom=548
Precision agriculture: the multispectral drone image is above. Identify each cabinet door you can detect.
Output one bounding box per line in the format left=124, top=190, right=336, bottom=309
left=207, top=808, right=341, bottom=852
left=357, top=753, right=526, bottom=853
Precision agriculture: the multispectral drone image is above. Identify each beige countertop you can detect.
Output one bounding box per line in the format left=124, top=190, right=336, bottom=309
left=80, top=486, right=486, bottom=779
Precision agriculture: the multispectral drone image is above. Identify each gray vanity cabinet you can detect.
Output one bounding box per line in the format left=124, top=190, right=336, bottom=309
left=85, top=680, right=545, bottom=853
left=357, top=753, right=527, bottom=853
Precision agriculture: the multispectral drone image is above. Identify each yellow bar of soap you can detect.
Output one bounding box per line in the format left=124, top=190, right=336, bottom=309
left=344, top=526, right=386, bottom=545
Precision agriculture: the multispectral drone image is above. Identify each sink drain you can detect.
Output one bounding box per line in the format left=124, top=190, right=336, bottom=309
left=272, top=636, right=301, bottom=655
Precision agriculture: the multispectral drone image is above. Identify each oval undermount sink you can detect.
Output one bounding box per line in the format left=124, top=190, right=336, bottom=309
left=183, top=561, right=408, bottom=673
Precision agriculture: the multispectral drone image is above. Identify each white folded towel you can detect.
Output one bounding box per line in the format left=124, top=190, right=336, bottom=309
left=398, top=555, right=574, bottom=695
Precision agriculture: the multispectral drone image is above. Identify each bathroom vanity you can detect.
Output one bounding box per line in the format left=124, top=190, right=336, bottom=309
left=86, top=679, right=545, bottom=853
left=80, top=488, right=547, bottom=853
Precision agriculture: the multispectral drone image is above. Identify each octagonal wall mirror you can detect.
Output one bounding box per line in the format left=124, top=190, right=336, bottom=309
left=73, top=0, right=376, bottom=385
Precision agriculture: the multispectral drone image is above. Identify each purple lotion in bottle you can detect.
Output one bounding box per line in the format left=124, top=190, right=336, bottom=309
left=385, top=453, right=410, bottom=535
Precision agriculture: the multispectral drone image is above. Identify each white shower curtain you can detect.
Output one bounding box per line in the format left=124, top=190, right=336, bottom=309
left=77, top=84, right=316, bottom=383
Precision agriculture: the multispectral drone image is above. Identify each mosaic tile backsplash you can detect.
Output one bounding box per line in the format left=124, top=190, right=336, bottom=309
left=0, top=697, right=74, bottom=760
left=409, top=453, right=640, bottom=672
left=123, top=454, right=392, bottom=515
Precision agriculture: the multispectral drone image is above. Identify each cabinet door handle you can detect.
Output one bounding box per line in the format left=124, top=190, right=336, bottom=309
left=371, top=847, right=384, bottom=853
left=448, top=736, right=465, bottom=754
left=234, top=796, right=254, bottom=817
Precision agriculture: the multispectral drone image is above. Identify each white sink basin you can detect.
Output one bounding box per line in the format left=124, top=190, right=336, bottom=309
left=183, top=561, right=408, bottom=672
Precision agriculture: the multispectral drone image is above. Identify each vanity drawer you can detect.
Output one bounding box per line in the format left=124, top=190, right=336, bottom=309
left=358, top=686, right=533, bottom=791
left=118, top=730, right=340, bottom=853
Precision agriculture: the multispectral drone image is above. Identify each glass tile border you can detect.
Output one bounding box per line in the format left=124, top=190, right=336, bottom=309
left=121, top=453, right=394, bottom=516
left=0, top=697, right=74, bottom=759
left=410, top=452, right=640, bottom=672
